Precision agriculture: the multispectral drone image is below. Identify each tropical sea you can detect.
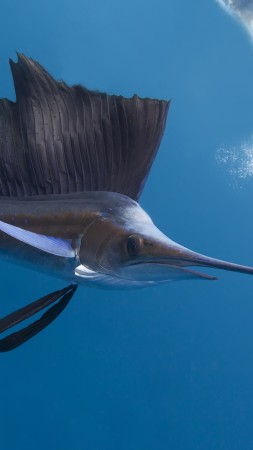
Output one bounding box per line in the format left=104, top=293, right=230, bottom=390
left=1, top=1, right=253, bottom=449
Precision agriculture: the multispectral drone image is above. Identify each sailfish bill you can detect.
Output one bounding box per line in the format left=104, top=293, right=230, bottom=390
left=0, top=53, right=252, bottom=350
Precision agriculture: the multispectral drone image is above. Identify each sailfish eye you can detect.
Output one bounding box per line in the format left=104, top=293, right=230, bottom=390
left=126, top=235, right=141, bottom=257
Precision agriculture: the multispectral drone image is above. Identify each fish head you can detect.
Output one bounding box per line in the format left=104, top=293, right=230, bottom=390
left=76, top=195, right=253, bottom=287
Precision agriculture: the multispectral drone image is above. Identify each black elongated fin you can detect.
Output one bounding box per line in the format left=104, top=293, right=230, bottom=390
left=0, top=285, right=77, bottom=351
left=0, top=54, right=169, bottom=200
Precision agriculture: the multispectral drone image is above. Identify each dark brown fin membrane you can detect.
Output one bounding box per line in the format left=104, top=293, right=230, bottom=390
left=0, top=284, right=77, bottom=351
left=0, top=54, right=169, bottom=200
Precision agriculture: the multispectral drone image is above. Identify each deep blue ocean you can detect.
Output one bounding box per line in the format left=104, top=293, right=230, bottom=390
left=1, top=1, right=253, bottom=449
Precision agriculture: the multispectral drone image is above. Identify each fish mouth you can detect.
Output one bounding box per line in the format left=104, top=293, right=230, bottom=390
left=121, top=242, right=253, bottom=282
left=123, top=260, right=217, bottom=281
left=77, top=237, right=253, bottom=285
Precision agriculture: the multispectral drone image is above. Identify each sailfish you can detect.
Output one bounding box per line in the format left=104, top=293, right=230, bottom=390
left=0, top=54, right=252, bottom=351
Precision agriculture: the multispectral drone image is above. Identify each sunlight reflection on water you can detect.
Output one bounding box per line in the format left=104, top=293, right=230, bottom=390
left=216, top=0, right=253, bottom=42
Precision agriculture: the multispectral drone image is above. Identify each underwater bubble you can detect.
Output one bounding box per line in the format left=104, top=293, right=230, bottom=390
left=216, top=137, right=253, bottom=187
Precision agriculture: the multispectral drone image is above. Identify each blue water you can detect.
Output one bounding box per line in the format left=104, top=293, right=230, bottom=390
left=1, top=1, right=253, bottom=449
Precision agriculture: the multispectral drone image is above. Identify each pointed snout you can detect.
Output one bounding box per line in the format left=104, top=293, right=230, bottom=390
left=147, top=235, right=253, bottom=278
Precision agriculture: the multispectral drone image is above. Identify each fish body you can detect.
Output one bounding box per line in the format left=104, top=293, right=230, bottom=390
left=0, top=190, right=186, bottom=287
left=0, top=191, right=142, bottom=286
left=0, top=189, right=252, bottom=289
left=0, top=53, right=252, bottom=350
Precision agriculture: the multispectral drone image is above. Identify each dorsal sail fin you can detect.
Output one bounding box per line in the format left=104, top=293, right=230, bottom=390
left=0, top=54, right=170, bottom=200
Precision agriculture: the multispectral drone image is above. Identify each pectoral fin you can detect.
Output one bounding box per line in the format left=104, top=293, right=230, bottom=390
left=0, top=285, right=77, bottom=351
left=0, top=220, right=75, bottom=257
